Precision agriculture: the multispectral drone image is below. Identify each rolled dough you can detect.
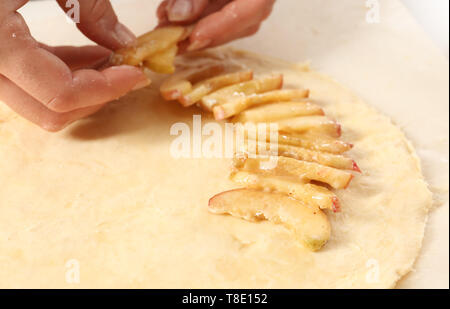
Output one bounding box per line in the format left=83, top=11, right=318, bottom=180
left=0, top=49, right=433, bottom=288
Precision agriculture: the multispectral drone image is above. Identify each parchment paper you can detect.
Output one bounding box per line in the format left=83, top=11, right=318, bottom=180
left=18, top=0, right=449, bottom=288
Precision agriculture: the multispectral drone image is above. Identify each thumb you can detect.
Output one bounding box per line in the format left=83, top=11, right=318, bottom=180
left=166, top=0, right=210, bottom=23
left=57, top=0, right=136, bottom=50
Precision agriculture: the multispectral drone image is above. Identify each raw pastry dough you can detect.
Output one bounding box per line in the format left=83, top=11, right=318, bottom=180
left=0, top=49, right=432, bottom=288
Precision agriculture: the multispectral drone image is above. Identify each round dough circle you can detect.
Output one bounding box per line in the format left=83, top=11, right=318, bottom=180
left=0, top=49, right=432, bottom=288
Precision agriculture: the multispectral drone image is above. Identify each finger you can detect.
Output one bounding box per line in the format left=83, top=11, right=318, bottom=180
left=56, top=0, right=136, bottom=50
left=165, top=0, right=209, bottom=23
left=177, top=23, right=259, bottom=54
left=187, top=0, right=275, bottom=51
left=157, top=0, right=170, bottom=24
left=157, top=0, right=231, bottom=27
left=0, top=0, right=28, bottom=14
left=0, top=12, right=150, bottom=113
left=0, top=74, right=105, bottom=132
left=208, top=24, right=261, bottom=48
left=39, top=44, right=112, bottom=70
left=156, top=0, right=233, bottom=28
left=199, top=0, right=232, bottom=17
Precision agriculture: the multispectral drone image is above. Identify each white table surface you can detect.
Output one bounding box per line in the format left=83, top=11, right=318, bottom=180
left=402, top=0, right=449, bottom=57
left=16, top=0, right=450, bottom=289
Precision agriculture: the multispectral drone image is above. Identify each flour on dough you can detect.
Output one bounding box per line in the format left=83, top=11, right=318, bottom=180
left=0, top=49, right=432, bottom=288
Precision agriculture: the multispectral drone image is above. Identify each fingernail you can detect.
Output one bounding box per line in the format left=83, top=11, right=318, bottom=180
left=132, top=77, right=152, bottom=91
left=168, top=0, right=192, bottom=22
left=114, top=23, right=137, bottom=47
left=187, top=39, right=212, bottom=52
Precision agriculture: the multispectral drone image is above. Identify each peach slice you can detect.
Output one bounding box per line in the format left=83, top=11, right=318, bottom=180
left=160, top=64, right=225, bottom=100
left=179, top=70, right=254, bottom=107
left=243, top=128, right=353, bottom=154
left=276, top=116, right=341, bottom=138
left=202, top=74, right=284, bottom=112
left=236, top=156, right=354, bottom=189
left=112, top=26, right=188, bottom=67
left=209, top=189, right=331, bottom=251
left=143, top=45, right=178, bottom=74
left=232, top=101, right=323, bottom=123
left=241, top=142, right=359, bottom=171
left=230, top=171, right=341, bottom=212
left=214, top=89, right=309, bottom=120
left=278, top=133, right=353, bottom=154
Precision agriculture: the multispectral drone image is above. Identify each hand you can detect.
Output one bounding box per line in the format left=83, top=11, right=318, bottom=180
left=157, top=0, right=276, bottom=51
left=0, top=0, right=150, bottom=132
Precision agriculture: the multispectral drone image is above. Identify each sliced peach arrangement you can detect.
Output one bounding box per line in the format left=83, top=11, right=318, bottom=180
left=234, top=156, right=354, bottom=190
left=179, top=70, right=254, bottom=107
left=113, top=35, right=360, bottom=251
left=239, top=141, right=358, bottom=171
left=156, top=60, right=360, bottom=251
left=160, top=64, right=226, bottom=101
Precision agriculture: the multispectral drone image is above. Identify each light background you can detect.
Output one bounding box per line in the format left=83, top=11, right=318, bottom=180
left=29, top=0, right=449, bottom=57
left=402, top=0, right=449, bottom=57
left=16, top=0, right=450, bottom=289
